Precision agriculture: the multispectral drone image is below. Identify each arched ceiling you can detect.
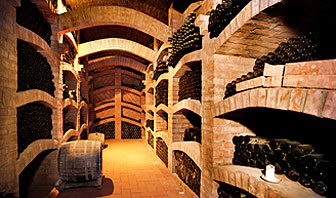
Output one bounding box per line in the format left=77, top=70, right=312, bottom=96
left=79, top=25, right=154, bottom=49
left=63, top=0, right=201, bottom=24
left=69, top=0, right=202, bottom=76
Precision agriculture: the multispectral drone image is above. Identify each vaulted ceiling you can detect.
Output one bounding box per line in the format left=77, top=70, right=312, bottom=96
left=69, top=0, right=202, bottom=74
left=64, top=0, right=201, bottom=24
left=79, top=25, right=154, bottom=49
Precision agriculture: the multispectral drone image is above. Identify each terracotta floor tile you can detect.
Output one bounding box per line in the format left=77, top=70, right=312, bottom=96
left=56, top=140, right=196, bottom=198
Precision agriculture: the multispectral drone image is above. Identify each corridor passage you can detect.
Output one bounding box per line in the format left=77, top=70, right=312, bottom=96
left=57, top=140, right=196, bottom=198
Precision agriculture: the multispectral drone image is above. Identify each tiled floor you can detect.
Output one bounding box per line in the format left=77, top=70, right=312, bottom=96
left=54, top=139, right=196, bottom=198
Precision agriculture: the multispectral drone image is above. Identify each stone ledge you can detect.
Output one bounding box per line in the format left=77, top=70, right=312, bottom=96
left=16, top=24, right=59, bottom=67
left=157, top=104, right=170, bottom=115
left=172, top=99, right=202, bottom=117
left=213, top=87, right=336, bottom=120
left=62, top=98, right=78, bottom=109
left=171, top=50, right=202, bottom=79
left=63, top=129, right=77, bottom=143
left=78, top=38, right=156, bottom=62
left=211, top=0, right=283, bottom=54
left=16, top=139, right=58, bottom=175
left=16, top=89, right=57, bottom=109
left=154, top=73, right=169, bottom=87
left=212, top=165, right=325, bottom=198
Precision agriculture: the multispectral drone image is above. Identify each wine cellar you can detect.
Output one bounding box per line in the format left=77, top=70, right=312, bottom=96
left=1, top=0, right=336, bottom=197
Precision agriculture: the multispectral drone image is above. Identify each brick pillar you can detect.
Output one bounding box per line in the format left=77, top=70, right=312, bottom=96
left=0, top=0, right=19, bottom=195
left=114, top=67, right=122, bottom=139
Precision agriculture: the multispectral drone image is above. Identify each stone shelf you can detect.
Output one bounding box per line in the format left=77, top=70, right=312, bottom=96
left=16, top=139, right=58, bottom=175
left=16, top=89, right=57, bottom=109
left=171, top=49, right=202, bottom=79
left=211, top=165, right=325, bottom=198
left=212, top=59, right=336, bottom=120
left=172, top=99, right=202, bottom=117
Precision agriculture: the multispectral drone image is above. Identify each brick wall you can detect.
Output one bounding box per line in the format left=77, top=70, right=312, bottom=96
left=172, top=114, right=193, bottom=142
left=0, top=0, right=18, bottom=193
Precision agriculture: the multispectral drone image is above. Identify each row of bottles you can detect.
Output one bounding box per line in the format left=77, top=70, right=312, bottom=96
left=156, top=138, right=168, bottom=167
left=208, top=0, right=251, bottom=39
left=218, top=181, right=256, bottom=198
left=224, top=32, right=329, bottom=98
left=121, top=121, right=141, bottom=139
left=146, top=119, right=154, bottom=131
left=153, top=60, right=168, bottom=80
left=92, top=121, right=115, bottom=139
left=174, top=151, right=201, bottom=196
left=17, top=41, right=55, bottom=96
left=178, top=64, right=202, bottom=102
left=16, top=0, right=52, bottom=45
left=183, top=127, right=201, bottom=143
left=167, top=12, right=202, bottom=67
left=155, top=80, right=168, bottom=107
left=17, top=102, right=52, bottom=155
left=232, top=135, right=334, bottom=196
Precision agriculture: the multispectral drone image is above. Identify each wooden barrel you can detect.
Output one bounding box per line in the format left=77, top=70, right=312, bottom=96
left=57, top=140, right=102, bottom=182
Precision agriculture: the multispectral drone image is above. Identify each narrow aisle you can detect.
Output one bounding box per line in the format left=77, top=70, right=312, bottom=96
left=57, top=140, right=196, bottom=198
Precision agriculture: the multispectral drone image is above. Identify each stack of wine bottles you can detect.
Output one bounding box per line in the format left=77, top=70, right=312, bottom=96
left=17, top=102, right=52, bottom=155
left=156, top=138, right=168, bottom=167
left=218, top=181, right=256, bottom=198
left=224, top=32, right=324, bottom=98
left=121, top=121, right=141, bottom=139
left=232, top=135, right=334, bottom=196
left=167, top=12, right=202, bottom=67
left=16, top=0, right=52, bottom=45
left=208, top=0, right=251, bottom=39
left=183, top=127, right=201, bottom=143
left=63, top=120, right=75, bottom=134
left=153, top=61, right=168, bottom=80
left=146, top=119, right=154, bottom=131
left=178, top=65, right=202, bottom=102
left=92, top=121, right=115, bottom=139
left=17, top=41, right=55, bottom=96
left=155, top=80, right=168, bottom=107
left=175, top=151, right=201, bottom=196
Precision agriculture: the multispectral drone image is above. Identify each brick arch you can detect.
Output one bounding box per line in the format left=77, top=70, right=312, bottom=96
left=88, top=56, right=147, bottom=73
left=172, top=142, right=201, bottom=170
left=92, top=117, right=142, bottom=128
left=58, top=6, right=169, bottom=42
left=78, top=38, right=156, bottom=62
left=213, top=87, right=336, bottom=120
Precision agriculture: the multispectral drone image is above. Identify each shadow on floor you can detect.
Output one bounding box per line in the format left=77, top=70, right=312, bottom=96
left=56, top=177, right=114, bottom=198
